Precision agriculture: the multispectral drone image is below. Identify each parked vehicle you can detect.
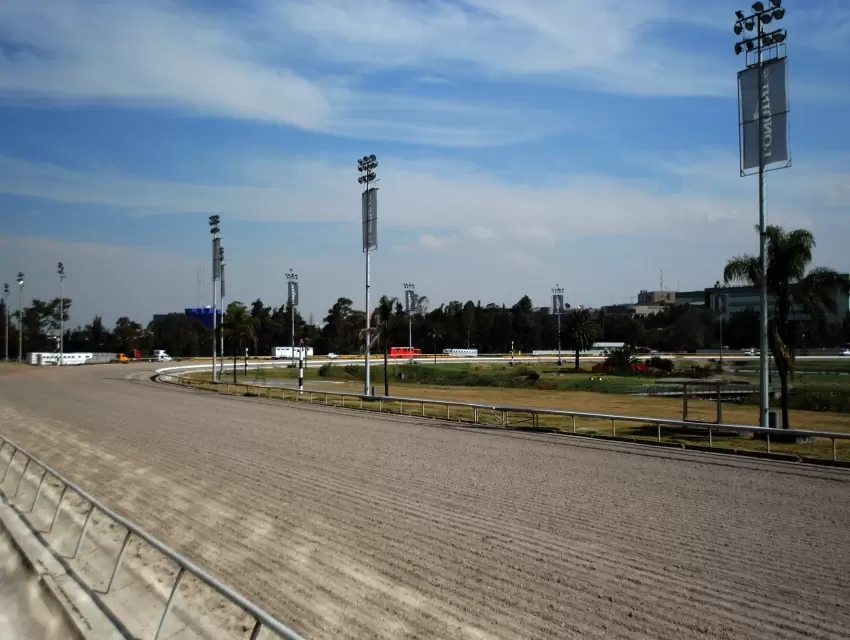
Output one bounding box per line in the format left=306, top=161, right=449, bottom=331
left=442, top=348, right=478, bottom=357
left=153, top=350, right=172, bottom=361
left=390, top=347, right=422, bottom=358
left=271, top=346, right=314, bottom=359
left=841, top=349, right=850, bottom=357
left=327, top=352, right=339, bottom=359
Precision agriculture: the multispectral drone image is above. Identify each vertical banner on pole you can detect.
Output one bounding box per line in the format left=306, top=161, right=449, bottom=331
left=362, top=188, right=378, bottom=252
left=738, top=57, right=790, bottom=174
left=405, top=289, right=415, bottom=313
left=551, top=294, right=564, bottom=315
left=288, top=281, right=299, bottom=307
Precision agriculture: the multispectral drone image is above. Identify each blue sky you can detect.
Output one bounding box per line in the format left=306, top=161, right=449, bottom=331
left=1, top=0, right=848, bottom=326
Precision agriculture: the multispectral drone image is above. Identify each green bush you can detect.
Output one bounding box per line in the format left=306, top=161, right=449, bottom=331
left=646, top=356, right=674, bottom=372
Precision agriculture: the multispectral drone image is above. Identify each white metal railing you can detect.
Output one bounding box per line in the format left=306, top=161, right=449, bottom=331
left=156, top=365, right=850, bottom=463
left=0, top=435, right=305, bottom=640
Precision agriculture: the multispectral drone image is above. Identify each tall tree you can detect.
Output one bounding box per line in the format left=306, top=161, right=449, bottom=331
left=223, top=302, right=256, bottom=383
left=372, top=295, right=397, bottom=396
left=562, top=309, right=601, bottom=369
left=725, top=225, right=850, bottom=429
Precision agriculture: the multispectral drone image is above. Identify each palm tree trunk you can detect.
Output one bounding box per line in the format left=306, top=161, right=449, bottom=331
left=779, top=370, right=790, bottom=429
left=574, top=348, right=580, bottom=369
left=383, top=341, right=389, bottom=397
left=233, top=342, right=237, bottom=384
left=433, top=338, right=437, bottom=364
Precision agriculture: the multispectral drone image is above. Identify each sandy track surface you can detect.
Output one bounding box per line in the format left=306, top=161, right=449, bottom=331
left=0, top=363, right=849, bottom=639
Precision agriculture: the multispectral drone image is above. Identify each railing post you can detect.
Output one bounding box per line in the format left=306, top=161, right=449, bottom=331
left=421, top=402, right=425, bottom=417
left=400, top=400, right=404, bottom=414
left=573, top=416, right=577, bottom=434
left=709, top=428, right=713, bottom=448
left=447, top=404, right=450, bottom=420
left=46, top=485, right=68, bottom=534
left=657, top=423, right=661, bottom=442
left=105, top=531, right=133, bottom=593
left=766, top=430, right=771, bottom=454
left=360, top=397, right=363, bottom=409
left=502, top=410, right=507, bottom=427
left=0, top=447, right=16, bottom=483
left=341, top=395, right=345, bottom=407
left=73, top=506, right=96, bottom=558
left=833, top=438, right=837, bottom=462
left=12, top=456, right=31, bottom=499
left=473, top=407, right=479, bottom=424
left=249, top=620, right=263, bottom=640
left=27, top=470, right=48, bottom=512
left=154, top=567, right=186, bottom=640
left=611, top=419, right=616, bottom=437
left=309, top=392, right=313, bottom=403
left=379, top=399, right=383, bottom=411
left=325, top=393, right=329, bottom=405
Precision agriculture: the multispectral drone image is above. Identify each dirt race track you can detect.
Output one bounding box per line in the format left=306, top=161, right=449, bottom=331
left=1, top=363, right=849, bottom=639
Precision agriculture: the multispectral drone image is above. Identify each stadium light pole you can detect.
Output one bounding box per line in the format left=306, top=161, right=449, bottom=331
left=57, top=262, right=65, bottom=366
left=209, top=215, right=221, bottom=382
left=219, top=245, right=225, bottom=377
left=404, top=283, right=414, bottom=363
left=552, top=285, right=564, bottom=366
left=734, top=0, right=787, bottom=429
left=286, top=269, right=298, bottom=369
left=358, top=154, right=378, bottom=395
left=17, top=272, right=24, bottom=362
left=3, top=283, right=9, bottom=361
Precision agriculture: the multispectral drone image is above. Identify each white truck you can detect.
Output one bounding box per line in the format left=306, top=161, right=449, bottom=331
left=153, top=350, right=172, bottom=361
left=271, top=346, right=313, bottom=359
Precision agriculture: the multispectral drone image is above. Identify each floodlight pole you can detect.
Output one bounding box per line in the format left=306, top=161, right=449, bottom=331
left=734, top=0, right=787, bottom=430
left=58, top=263, right=65, bottom=366
left=3, top=284, right=9, bottom=361
left=552, top=285, right=564, bottom=366
left=404, top=283, right=414, bottom=363
left=17, top=273, right=24, bottom=362
left=286, top=269, right=298, bottom=369
left=358, top=155, right=379, bottom=395
left=219, top=246, right=225, bottom=377
left=209, top=215, right=221, bottom=382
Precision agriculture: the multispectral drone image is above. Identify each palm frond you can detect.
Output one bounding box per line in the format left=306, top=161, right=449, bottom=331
left=723, top=255, right=760, bottom=286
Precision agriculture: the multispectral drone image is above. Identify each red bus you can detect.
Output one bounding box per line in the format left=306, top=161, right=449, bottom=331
left=390, top=347, right=422, bottom=358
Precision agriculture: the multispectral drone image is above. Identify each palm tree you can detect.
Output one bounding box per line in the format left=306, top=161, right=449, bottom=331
left=725, top=225, right=850, bottom=429
left=223, top=303, right=256, bottom=384
left=562, top=309, right=600, bottom=369
left=374, top=295, right=396, bottom=396
left=428, top=326, right=443, bottom=364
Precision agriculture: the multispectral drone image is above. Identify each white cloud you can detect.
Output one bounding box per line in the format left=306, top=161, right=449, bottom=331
left=468, top=226, right=497, bottom=242
left=419, top=234, right=457, bottom=252
left=1, top=150, right=847, bottom=246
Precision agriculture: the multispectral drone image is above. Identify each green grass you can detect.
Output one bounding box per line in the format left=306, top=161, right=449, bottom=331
left=732, top=359, right=850, bottom=373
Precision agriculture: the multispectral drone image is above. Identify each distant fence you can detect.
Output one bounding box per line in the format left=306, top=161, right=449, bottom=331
left=158, top=363, right=850, bottom=463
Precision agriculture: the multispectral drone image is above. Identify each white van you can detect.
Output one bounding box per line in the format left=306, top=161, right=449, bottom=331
left=153, top=350, right=172, bottom=361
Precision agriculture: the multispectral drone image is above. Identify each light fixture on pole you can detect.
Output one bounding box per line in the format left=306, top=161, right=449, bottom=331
left=286, top=269, right=299, bottom=369
left=209, top=215, right=221, bottom=382
left=358, top=154, right=379, bottom=395
left=219, top=245, right=225, bottom=377
left=16, top=272, right=24, bottom=363
left=57, top=262, right=65, bottom=366
left=551, top=285, right=568, bottom=366
left=404, top=283, right=415, bottom=363
left=3, top=283, right=9, bottom=361
left=733, top=0, right=790, bottom=430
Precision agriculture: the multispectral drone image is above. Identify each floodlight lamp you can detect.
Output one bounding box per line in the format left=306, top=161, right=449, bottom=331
left=770, top=0, right=780, bottom=7
left=734, top=23, right=743, bottom=34
left=752, top=2, right=764, bottom=12
left=760, top=12, right=772, bottom=23
left=745, top=39, right=755, bottom=51
left=17, top=272, right=24, bottom=285
left=369, top=154, right=376, bottom=162
left=773, top=31, right=785, bottom=43
left=734, top=42, right=743, bottom=55
left=772, top=8, right=784, bottom=19
left=762, top=34, right=774, bottom=45
left=735, top=10, right=745, bottom=19
left=744, top=19, right=754, bottom=30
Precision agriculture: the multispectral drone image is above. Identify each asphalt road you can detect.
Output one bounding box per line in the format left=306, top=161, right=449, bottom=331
left=1, top=362, right=849, bottom=639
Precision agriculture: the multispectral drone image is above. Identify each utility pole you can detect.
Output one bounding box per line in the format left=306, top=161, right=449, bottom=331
left=17, top=272, right=24, bottom=362
left=552, top=285, right=566, bottom=366
left=3, top=283, right=9, bottom=361
left=404, top=283, right=415, bottom=363
left=733, top=0, right=788, bottom=429
left=213, top=247, right=224, bottom=380
left=209, top=215, right=221, bottom=382
left=58, top=263, right=65, bottom=366
left=358, top=154, right=379, bottom=395
left=286, top=269, right=299, bottom=369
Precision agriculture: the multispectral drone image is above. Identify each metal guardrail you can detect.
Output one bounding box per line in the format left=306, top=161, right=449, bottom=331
left=0, top=434, right=305, bottom=640
left=158, top=366, right=850, bottom=462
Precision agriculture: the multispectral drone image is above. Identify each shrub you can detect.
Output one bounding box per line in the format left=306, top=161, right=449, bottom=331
left=646, top=356, right=674, bottom=372
left=318, top=363, right=333, bottom=377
